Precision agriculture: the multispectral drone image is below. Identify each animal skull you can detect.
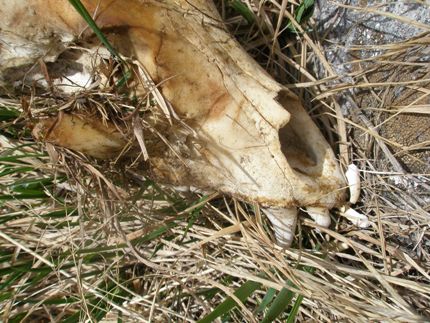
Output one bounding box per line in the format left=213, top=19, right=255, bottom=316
left=0, top=0, right=347, bottom=246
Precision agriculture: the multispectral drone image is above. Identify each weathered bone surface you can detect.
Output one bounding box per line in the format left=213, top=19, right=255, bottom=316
left=0, top=0, right=347, bottom=246
left=32, top=113, right=127, bottom=159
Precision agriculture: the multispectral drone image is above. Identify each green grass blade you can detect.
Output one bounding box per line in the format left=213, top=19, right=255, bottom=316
left=0, top=271, right=25, bottom=291
left=198, top=280, right=261, bottom=323
left=0, top=106, right=20, bottom=121
left=40, top=208, right=77, bottom=219
left=0, top=166, right=34, bottom=178
left=286, top=294, right=304, bottom=323
left=9, top=312, right=27, bottom=323
left=0, top=291, right=13, bottom=303
left=63, top=280, right=130, bottom=322
left=67, top=0, right=131, bottom=87
left=0, top=154, right=45, bottom=162
left=10, top=176, right=59, bottom=192
left=197, top=287, right=220, bottom=301
left=295, top=0, right=315, bottom=24
left=261, top=287, right=295, bottom=323
left=67, top=0, right=119, bottom=59
left=229, top=0, right=255, bottom=24
left=180, top=194, right=211, bottom=242
left=255, top=287, right=277, bottom=314
left=0, top=192, right=49, bottom=200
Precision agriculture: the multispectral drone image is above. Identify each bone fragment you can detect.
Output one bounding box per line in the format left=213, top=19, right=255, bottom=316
left=32, top=113, right=126, bottom=159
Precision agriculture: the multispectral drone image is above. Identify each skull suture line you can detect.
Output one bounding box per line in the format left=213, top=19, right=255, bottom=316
left=0, top=0, right=347, bottom=246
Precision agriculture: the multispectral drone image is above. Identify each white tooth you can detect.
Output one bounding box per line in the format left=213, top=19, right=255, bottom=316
left=340, top=206, right=370, bottom=228
left=306, top=207, right=331, bottom=228
left=346, top=164, right=361, bottom=204
left=262, top=207, right=297, bottom=247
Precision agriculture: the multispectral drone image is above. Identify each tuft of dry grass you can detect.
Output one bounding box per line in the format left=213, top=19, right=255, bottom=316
left=0, top=0, right=429, bottom=322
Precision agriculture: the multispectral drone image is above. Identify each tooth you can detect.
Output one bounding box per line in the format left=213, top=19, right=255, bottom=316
left=340, top=206, right=370, bottom=228
left=306, top=207, right=331, bottom=227
left=346, top=164, right=361, bottom=204
left=262, top=207, right=297, bottom=247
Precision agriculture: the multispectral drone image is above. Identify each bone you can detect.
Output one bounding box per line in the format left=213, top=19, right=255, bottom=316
left=1, top=0, right=349, bottom=246
left=346, top=164, right=361, bottom=204
left=262, top=207, right=298, bottom=247
left=340, top=206, right=370, bottom=228
left=32, top=113, right=127, bottom=159
left=306, top=207, right=331, bottom=228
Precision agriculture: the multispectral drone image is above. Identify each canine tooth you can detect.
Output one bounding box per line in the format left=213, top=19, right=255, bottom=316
left=263, top=207, right=297, bottom=247
left=340, top=206, right=369, bottom=228
left=346, top=164, right=361, bottom=204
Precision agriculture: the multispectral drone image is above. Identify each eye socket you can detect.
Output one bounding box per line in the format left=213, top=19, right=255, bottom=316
left=278, top=123, right=320, bottom=176
left=276, top=90, right=329, bottom=178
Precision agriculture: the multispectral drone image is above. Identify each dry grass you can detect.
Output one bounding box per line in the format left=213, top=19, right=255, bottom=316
left=0, top=1, right=429, bottom=322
